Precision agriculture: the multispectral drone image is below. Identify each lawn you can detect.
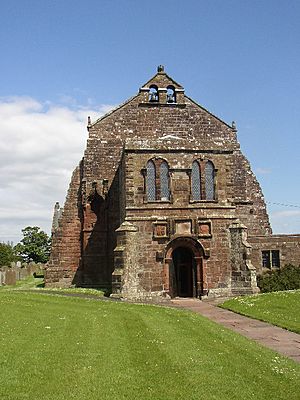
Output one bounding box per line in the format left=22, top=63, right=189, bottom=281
left=1, top=275, right=105, bottom=297
left=220, top=290, right=300, bottom=333
left=0, top=291, right=299, bottom=400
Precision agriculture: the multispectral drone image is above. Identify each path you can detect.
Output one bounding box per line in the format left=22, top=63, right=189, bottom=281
left=170, top=298, right=300, bottom=363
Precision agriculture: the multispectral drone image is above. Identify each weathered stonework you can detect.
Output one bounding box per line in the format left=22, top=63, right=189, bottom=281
left=45, top=66, right=300, bottom=300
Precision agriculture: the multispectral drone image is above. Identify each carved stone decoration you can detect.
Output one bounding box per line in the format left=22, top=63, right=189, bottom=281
left=153, top=220, right=169, bottom=239
left=198, top=219, right=212, bottom=238
left=175, top=220, right=192, bottom=235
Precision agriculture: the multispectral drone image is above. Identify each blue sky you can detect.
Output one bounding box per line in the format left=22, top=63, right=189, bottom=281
left=0, top=0, right=300, bottom=242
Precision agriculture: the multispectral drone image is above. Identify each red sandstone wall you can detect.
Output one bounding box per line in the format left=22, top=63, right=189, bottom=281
left=46, top=165, right=82, bottom=286
left=47, top=69, right=273, bottom=294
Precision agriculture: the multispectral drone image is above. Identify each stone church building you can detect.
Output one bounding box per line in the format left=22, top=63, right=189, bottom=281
left=46, top=66, right=300, bottom=300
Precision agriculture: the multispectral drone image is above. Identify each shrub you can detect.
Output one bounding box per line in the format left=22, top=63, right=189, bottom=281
left=257, top=264, right=300, bottom=293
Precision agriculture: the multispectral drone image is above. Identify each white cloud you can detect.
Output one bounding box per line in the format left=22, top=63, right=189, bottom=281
left=0, top=97, right=114, bottom=243
left=272, top=210, right=300, bottom=218
left=255, top=167, right=272, bottom=175
left=269, top=209, right=300, bottom=234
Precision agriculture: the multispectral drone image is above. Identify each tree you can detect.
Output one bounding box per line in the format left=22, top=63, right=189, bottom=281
left=14, top=227, right=51, bottom=263
left=0, top=242, right=18, bottom=267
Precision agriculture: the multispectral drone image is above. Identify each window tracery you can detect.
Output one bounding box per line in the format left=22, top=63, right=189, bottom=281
left=146, top=158, right=170, bottom=201
left=160, top=161, right=170, bottom=201
left=146, top=160, right=156, bottom=201
left=190, top=159, right=216, bottom=201
left=205, top=161, right=215, bottom=200
left=191, top=161, right=201, bottom=200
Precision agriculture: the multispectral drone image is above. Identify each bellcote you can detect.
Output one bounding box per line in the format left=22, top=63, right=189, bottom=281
left=139, top=65, right=185, bottom=106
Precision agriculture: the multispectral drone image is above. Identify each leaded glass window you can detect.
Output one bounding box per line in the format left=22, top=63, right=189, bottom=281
left=205, top=161, right=215, bottom=200
left=146, top=160, right=156, bottom=201
left=191, top=161, right=201, bottom=200
left=160, top=161, right=170, bottom=200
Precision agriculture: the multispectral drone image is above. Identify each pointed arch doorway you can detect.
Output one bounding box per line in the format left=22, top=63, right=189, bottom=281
left=164, top=237, right=206, bottom=298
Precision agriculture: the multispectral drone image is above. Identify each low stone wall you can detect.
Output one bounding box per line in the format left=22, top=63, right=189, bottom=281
left=0, top=262, right=45, bottom=286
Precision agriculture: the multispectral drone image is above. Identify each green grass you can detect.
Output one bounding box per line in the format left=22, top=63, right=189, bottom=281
left=220, top=290, right=300, bottom=333
left=41, top=286, right=105, bottom=297
left=0, top=275, right=105, bottom=297
left=0, top=291, right=299, bottom=400
left=0, top=275, right=44, bottom=290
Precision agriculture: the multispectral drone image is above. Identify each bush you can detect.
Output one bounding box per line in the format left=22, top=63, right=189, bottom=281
left=257, top=264, right=300, bottom=293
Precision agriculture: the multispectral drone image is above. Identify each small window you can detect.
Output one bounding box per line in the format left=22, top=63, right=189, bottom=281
left=262, top=250, right=280, bottom=269
left=271, top=250, right=280, bottom=268
left=262, top=251, right=271, bottom=268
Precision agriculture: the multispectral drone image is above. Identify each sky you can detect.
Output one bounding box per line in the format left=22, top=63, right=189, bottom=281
left=0, top=0, right=300, bottom=243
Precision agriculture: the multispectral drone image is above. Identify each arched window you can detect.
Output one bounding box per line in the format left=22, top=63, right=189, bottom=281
left=146, top=160, right=156, bottom=201
left=145, top=158, right=170, bottom=201
left=167, top=86, right=176, bottom=103
left=205, top=161, right=215, bottom=200
left=191, top=161, right=201, bottom=200
left=149, top=85, right=159, bottom=102
left=160, top=161, right=170, bottom=201
left=190, top=159, right=216, bottom=201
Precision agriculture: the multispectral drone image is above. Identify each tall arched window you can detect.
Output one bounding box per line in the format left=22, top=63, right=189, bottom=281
left=160, top=161, right=170, bottom=201
left=146, top=160, right=156, bottom=201
left=190, top=159, right=216, bottom=201
left=191, top=161, right=201, bottom=200
left=205, top=161, right=215, bottom=200
left=146, top=158, right=170, bottom=201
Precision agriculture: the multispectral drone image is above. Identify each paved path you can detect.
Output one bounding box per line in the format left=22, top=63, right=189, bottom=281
left=170, top=298, right=300, bottom=364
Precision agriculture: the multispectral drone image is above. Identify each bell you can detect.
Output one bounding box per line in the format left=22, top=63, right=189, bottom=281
left=149, top=93, right=157, bottom=102
left=167, top=94, right=174, bottom=103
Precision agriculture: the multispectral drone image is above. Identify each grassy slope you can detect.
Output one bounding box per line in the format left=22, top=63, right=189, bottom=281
left=220, top=290, right=300, bottom=333
left=1, top=275, right=105, bottom=297
left=0, top=291, right=299, bottom=400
